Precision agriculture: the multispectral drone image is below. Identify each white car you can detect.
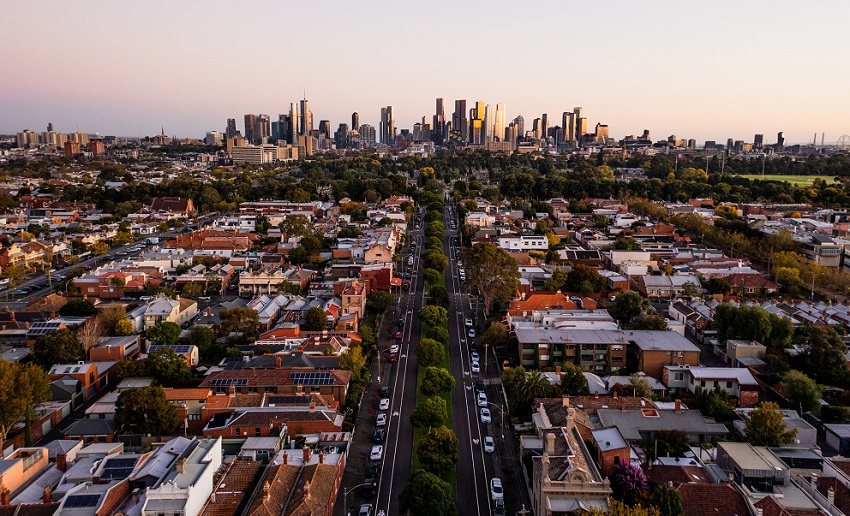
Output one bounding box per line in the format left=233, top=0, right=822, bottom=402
left=370, top=445, right=383, bottom=461
left=471, top=351, right=480, bottom=362
left=490, top=478, right=504, bottom=501
left=477, top=391, right=487, bottom=407
left=389, top=344, right=400, bottom=354
left=480, top=408, right=491, bottom=424
left=471, top=361, right=480, bottom=374
left=468, top=329, right=476, bottom=338
left=379, top=398, right=390, bottom=411
left=465, top=318, right=473, bottom=328
left=376, top=413, right=387, bottom=426
left=484, top=436, right=495, bottom=453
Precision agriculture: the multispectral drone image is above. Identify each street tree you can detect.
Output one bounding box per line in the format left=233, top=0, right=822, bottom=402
left=745, top=402, right=797, bottom=446
left=115, top=386, right=179, bottom=435
left=423, top=268, right=441, bottom=286
left=426, top=325, right=449, bottom=346
left=415, top=338, right=443, bottom=368
left=426, top=286, right=450, bottom=310
left=783, top=370, right=821, bottom=413
left=366, top=292, right=394, bottom=315
left=420, top=367, right=455, bottom=396
left=417, top=306, right=448, bottom=328
left=423, top=249, right=448, bottom=272
left=338, top=346, right=368, bottom=384
left=33, top=329, right=85, bottom=368
left=417, top=426, right=459, bottom=475
left=146, top=321, right=181, bottom=346
left=410, top=395, right=447, bottom=428
left=0, top=361, right=50, bottom=450
left=459, top=243, right=520, bottom=317
left=304, top=306, right=328, bottom=331
left=399, top=469, right=456, bottom=516
left=482, top=322, right=508, bottom=349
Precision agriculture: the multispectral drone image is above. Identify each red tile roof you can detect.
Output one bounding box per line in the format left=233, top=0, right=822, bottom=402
left=753, top=495, right=825, bottom=516
left=678, top=483, right=750, bottom=516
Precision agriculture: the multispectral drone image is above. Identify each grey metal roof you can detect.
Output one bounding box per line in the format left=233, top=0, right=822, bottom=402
left=597, top=408, right=728, bottom=442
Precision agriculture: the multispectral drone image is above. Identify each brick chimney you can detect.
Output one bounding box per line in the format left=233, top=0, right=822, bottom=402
left=49, top=310, right=55, bottom=319
left=675, top=399, right=682, bottom=413
left=275, top=355, right=282, bottom=369
left=545, top=433, right=555, bottom=455
left=263, top=480, right=271, bottom=501
left=176, top=457, right=186, bottom=475
left=296, top=384, right=304, bottom=395
left=302, top=446, right=310, bottom=463
left=612, top=390, right=618, bottom=399
left=0, top=484, right=9, bottom=506
left=318, top=450, right=324, bottom=464
left=309, top=401, right=316, bottom=413
left=56, top=453, right=67, bottom=472
left=562, top=396, right=570, bottom=408
left=282, top=451, right=288, bottom=465
left=828, top=487, right=835, bottom=506
left=228, top=383, right=236, bottom=396
left=42, top=486, right=51, bottom=503
left=304, top=480, right=311, bottom=500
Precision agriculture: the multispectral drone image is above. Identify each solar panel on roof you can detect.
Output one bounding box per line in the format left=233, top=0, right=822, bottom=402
left=290, top=372, right=332, bottom=385
left=104, top=458, right=136, bottom=468
left=65, top=494, right=100, bottom=508
left=102, top=467, right=134, bottom=479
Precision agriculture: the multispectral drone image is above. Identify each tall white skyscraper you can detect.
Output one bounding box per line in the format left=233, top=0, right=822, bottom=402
left=494, top=103, right=506, bottom=142
left=483, top=104, right=492, bottom=142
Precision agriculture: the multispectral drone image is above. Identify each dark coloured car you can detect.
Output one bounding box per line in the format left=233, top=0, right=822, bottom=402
left=380, top=386, right=391, bottom=398
left=363, top=476, right=378, bottom=497
left=397, top=319, right=404, bottom=328
left=367, top=462, right=382, bottom=477
left=475, top=381, right=485, bottom=393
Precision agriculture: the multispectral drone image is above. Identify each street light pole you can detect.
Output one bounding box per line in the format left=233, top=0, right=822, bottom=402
left=344, top=482, right=371, bottom=516
left=488, top=402, right=504, bottom=439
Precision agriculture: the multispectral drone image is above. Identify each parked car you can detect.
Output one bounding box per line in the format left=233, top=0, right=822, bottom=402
left=379, top=398, right=390, bottom=410
left=395, top=331, right=403, bottom=340
left=490, top=478, right=504, bottom=501
left=477, top=391, right=487, bottom=407
left=373, top=429, right=385, bottom=443
left=380, top=386, right=391, bottom=398
left=397, top=318, right=405, bottom=328
left=367, top=462, right=382, bottom=477
left=484, top=436, right=495, bottom=453
left=465, top=318, right=473, bottom=327
left=471, top=361, right=480, bottom=374
left=480, top=408, right=491, bottom=424
left=389, top=344, right=400, bottom=354
left=475, top=381, right=485, bottom=393
left=359, top=504, right=374, bottom=516
left=370, top=445, right=383, bottom=461
left=468, top=328, right=476, bottom=338
left=471, top=351, right=480, bottom=362
left=376, top=413, right=387, bottom=426
left=494, top=499, right=506, bottom=515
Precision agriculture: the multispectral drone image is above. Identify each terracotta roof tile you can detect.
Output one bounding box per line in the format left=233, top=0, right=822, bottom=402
left=754, top=495, right=825, bottom=516
left=644, top=465, right=710, bottom=486
left=163, top=388, right=211, bottom=401
left=679, top=483, right=750, bottom=516
left=202, top=461, right=262, bottom=516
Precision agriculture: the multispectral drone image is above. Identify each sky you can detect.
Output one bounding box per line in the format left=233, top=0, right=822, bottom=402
left=2, top=0, right=849, bottom=145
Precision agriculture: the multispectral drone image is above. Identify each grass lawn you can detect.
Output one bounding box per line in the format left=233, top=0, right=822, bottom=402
left=735, top=174, right=838, bottom=187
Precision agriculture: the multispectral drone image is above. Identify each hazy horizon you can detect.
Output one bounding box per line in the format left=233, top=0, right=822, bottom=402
left=2, top=1, right=849, bottom=145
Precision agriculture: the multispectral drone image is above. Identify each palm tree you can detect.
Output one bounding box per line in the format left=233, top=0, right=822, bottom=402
left=518, top=370, right=553, bottom=406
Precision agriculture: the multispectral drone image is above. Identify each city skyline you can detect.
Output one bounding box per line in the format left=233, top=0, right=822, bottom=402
left=2, top=1, right=848, bottom=144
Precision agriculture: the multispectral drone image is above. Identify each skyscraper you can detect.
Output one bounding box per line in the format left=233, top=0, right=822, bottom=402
left=452, top=100, right=467, bottom=142
left=494, top=103, right=506, bottom=142
left=562, top=112, right=574, bottom=144
left=299, top=98, right=313, bottom=135
left=754, top=134, right=764, bottom=148
left=380, top=106, right=395, bottom=145
left=335, top=123, right=350, bottom=149
left=360, top=124, right=376, bottom=147
left=483, top=104, right=492, bottom=142
left=541, top=114, right=549, bottom=141
left=513, top=115, right=524, bottom=140
left=226, top=118, right=237, bottom=139
left=351, top=112, right=360, bottom=132
left=576, top=117, right=588, bottom=142
left=469, top=102, right=485, bottom=145
left=289, top=103, right=298, bottom=143
left=433, top=98, right=446, bottom=145
left=318, top=120, right=331, bottom=139
left=244, top=114, right=258, bottom=144
left=258, top=114, right=270, bottom=143
left=272, top=114, right=291, bottom=144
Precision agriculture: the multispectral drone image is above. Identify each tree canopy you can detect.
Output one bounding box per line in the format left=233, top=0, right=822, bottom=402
left=0, top=360, right=50, bottom=449
left=415, top=338, right=443, bottom=369
left=399, top=469, right=456, bottom=516
left=420, top=367, right=455, bottom=396
left=33, top=328, right=85, bottom=368
left=416, top=426, right=459, bottom=475
left=783, top=370, right=821, bottom=413
left=745, top=401, right=797, bottom=446
left=410, top=395, right=447, bottom=428
left=304, top=306, right=328, bottom=331
left=115, top=385, right=179, bottom=435
left=459, top=243, right=520, bottom=316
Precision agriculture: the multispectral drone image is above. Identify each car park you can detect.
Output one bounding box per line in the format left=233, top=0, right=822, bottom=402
left=484, top=436, right=495, bottom=453
left=490, top=478, right=504, bottom=501
left=376, top=413, right=387, bottom=426
left=477, top=391, right=487, bottom=407
left=370, top=445, right=383, bottom=461
left=379, top=398, right=390, bottom=410
left=480, top=408, right=491, bottom=423
left=471, top=361, right=480, bottom=373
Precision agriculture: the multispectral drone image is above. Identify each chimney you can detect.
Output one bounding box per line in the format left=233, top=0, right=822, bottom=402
left=319, top=450, right=324, bottom=464
left=282, top=451, right=288, bottom=465
left=613, top=390, right=618, bottom=399
left=25, top=321, right=29, bottom=329
left=92, top=476, right=101, bottom=485
left=545, top=433, right=555, bottom=455
left=56, top=453, right=67, bottom=472
left=297, top=384, right=304, bottom=395
left=228, top=383, right=236, bottom=396
left=621, top=401, right=626, bottom=412
left=176, top=457, right=186, bottom=474
left=263, top=480, right=271, bottom=501
left=541, top=453, right=550, bottom=481
left=756, top=508, right=763, bottom=516
left=9, top=312, right=14, bottom=321
left=302, top=446, right=310, bottom=463
left=304, top=480, right=311, bottom=500
left=275, top=355, right=282, bottom=369
left=562, top=396, right=570, bottom=408
left=50, top=310, right=55, bottom=319
left=309, top=401, right=316, bottom=413
left=0, top=485, right=9, bottom=506
left=42, top=486, right=51, bottom=503
left=828, top=487, right=835, bottom=506
left=675, top=399, right=682, bottom=413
